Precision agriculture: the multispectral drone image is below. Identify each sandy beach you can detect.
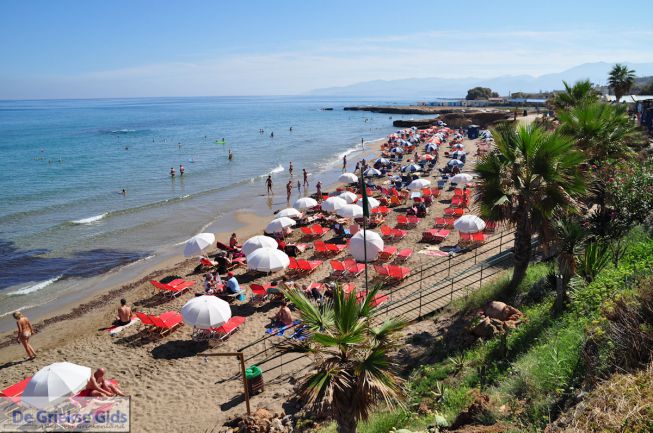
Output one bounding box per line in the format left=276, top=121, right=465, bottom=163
left=0, top=130, right=505, bottom=432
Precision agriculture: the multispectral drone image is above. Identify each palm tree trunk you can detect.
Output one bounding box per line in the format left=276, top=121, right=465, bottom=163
left=335, top=410, right=357, bottom=433
left=508, top=208, right=532, bottom=293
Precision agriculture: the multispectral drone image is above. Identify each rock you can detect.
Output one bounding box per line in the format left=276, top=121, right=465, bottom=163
left=270, top=418, right=283, bottom=432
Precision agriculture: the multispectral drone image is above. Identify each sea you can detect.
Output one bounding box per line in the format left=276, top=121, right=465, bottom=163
left=0, top=96, right=434, bottom=332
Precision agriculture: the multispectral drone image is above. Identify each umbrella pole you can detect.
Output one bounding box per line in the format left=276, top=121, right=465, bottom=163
left=360, top=166, right=369, bottom=292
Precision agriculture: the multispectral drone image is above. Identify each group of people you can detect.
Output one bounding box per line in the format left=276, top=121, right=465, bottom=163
left=170, top=164, right=185, bottom=177
left=265, top=161, right=313, bottom=202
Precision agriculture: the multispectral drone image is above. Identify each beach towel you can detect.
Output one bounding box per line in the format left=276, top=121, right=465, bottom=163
left=106, top=318, right=140, bottom=336
left=265, top=320, right=302, bottom=336
left=418, top=248, right=450, bottom=257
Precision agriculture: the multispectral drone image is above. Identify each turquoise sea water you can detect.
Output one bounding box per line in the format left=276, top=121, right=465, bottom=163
left=0, top=96, right=430, bottom=328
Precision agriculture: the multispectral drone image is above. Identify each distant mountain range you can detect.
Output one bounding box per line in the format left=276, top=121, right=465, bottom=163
left=309, top=62, right=653, bottom=98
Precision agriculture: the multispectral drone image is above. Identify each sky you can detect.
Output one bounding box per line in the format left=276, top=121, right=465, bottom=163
left=1, top=0, right=653, bottom=99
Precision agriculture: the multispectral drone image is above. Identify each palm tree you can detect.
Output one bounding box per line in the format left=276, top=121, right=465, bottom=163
left=557, top=101, right=643, bottom=163
left=475, top=123, right=586, bottom=292
left=284, top=286, right=406, bottom=433
left=552, top=218, right=585, bottom=312
left=608, top=64, right=636, bottom=103
left=553, top=79, right=598, bottom=111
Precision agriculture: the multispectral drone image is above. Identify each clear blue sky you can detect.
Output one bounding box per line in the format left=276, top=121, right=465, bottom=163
left=1, top=0, right=652, bottom=98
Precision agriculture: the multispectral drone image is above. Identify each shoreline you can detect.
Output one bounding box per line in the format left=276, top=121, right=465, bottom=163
left=0, top=138, right=385, bottom=350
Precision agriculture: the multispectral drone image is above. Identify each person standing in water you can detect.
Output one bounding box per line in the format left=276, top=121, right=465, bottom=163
left=228, top=149, right=233, bottom=160
left=288, top=161, right=293, bottom=176
left=270, top=131, right=274, bottom=138
left=266, top=175, right=273, bottom=194
left=179, top=164, right=185, bottom=176
left=342, top=155, right=347, bottom=171
left=13, top=311, right=36, bottom=360
left=303, top=169, right=308, bottom=187
left=316, top=181, right=322, bottom=199
left=170, top=167, right=176, bottom=177
left=289, top=126, right=293, bottom=132
left=297, top=180, right=301, bottom=191
left=286, top=180, right=292, bottom=202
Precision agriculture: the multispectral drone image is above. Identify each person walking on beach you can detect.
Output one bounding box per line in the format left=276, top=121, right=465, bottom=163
left=13, top=311, right=36, bottom=360
left=179, top=164, right=185, bottom=176
left=266, top=175, right=273, bottom=194
left=286, top=180, right=293, bottom=202
left=303, top=169, right=308, bottom=187
left=342, top=155, right=347, bottom=171
left=289, top=161, right=294, bottom=177
left=170, top=167, right=176, bottom=177
left=316, top=180, right=322, bottom=199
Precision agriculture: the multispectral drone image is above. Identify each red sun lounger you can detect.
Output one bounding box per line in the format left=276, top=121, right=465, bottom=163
left=148, top=311, right=183, bottom=336
left=330, top=260, right=347, bottom=280
left=387, top=265, right=411, bottom=281
left=297, top=259, right=322, bottom=274
left=150, top=279, right=194, bottom=297
left=378, top=246, right=397, bottom=261
left=396, top=248, right=413, bottom=262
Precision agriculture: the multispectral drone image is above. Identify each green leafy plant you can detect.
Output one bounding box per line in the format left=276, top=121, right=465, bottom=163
left=577, top=241, right=611, bottom=283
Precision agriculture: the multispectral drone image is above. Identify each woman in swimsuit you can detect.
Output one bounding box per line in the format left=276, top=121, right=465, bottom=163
left=13, top=311, right=36, bottom=360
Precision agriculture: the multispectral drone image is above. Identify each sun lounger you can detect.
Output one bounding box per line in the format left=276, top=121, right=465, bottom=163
left=344, top=259, right=366, bottom=277
left=484, top=220, right=497, bottom=233
left=193, top=316, right=246, bottom=342
left=297, top=259, right=322, bottom=274
left=250, top=284, right=269, bottom=306
left=392, top=228, right=407, bottom=240
left=1, top=376, right=31, bottom=403
left=356, top=291, right=389, bottom=307
left=435, top=217, right=447, bottom=228
left=430, top=188, right=441, bottom=197
left=444, top=216, right=456, bottom=227
left=471, top=232, right=486, bottom=245
left=434, top=229, right=450, bottom=242
left=287, top=257, right=301, bottom=274
left=311, top=224, right=329, bottom=237
left=300, top=226, right=315, bottom=238
left=199, top=257, right=217, bottom=269
left=150, top=279, right=194, bottom=297
left=387, top=265, right=410, bottom=281
left=421, top=229, right=439, bottom=243
left=313, top=240, right=330, bottom=256
left=374, top=264, right=391, bottom=280
left=378, top=246, right=397, bottom=261
left=380, top=225, right=395, bottom=240
left=138, top=311, right=183, bottom=336
left=326, top=243, right=347, bottom=254
left=395, top=248, right=413, bottom=262
left=329, top=260, right=347, bottom=280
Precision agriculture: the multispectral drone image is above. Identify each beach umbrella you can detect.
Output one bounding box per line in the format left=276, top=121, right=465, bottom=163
left=348, top=230, right=384, bottom=262
left=390, top=147, right=404, bottom=154
left=338, top=172, right=358, bottom=184
left=452, top=150, right=466, bottom=159
left=339, top=191, right=359, bottom=204
left=242, top=235, right=278, bottom=256
left=246, top=247, right=290, bottom=272
left=336, top=204, right=363, bottom=219
left=450, top=173, right=473, bottom=186
left=181, top=295, right=231, bottom=330
left=401, top=164, right=421, bottom=173
left=454, top=215, right=486, bottom=233
left=293, top=197, right=318, bottom=210
left=321, top=196, right=347, bottom=213
left=265, top=217, right=296, bottom=234
left=277, top=207, right=302, bottom=218
left=408, top=178, right=432, bottom=191
left=374, top=157, right=390, bottom=166
left=363, top=196, right=380, bottom=209
left=448, top=159, right=464, bottom=168
left=452, top=143, right=465, bottom=150
left=22, top=362, right=92, bottom=409
left=364, top=168, right=382, bottom=177
left=184, top=232, right=216, bottom=257
left=424, top=143, right=438, bottom=152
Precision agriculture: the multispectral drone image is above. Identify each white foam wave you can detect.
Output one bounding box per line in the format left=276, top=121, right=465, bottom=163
left=72, top=213, right=107, bottom=224
left=269, top=164, right=284, bottom=174
left=8, top=276, right=62, bottom=296
left=111, top=129, right=136, bottom=133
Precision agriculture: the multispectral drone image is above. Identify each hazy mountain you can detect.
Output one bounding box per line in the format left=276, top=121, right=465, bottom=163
left=309, top=62, right=653, bottom=98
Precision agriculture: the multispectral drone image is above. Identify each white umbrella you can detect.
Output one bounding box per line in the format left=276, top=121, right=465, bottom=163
left=348, top=230, right=384, bottom=262
left=182, top=295, right=231, bottom=329
left=450, top=173, right=474, bottom=185
left=390, top=147, right=404, bottom=154
left=336, top=204, right=363, bottom=219
left=448, top=159, right=464, bottom=168
left=364, top=168, right=382, bottom=177
left=402, top=164, right=421, bottom=173
left=22, top=362, right=92, bottom=409
left=453, top=143, right=465, bottom=150
left=242, top=235, right=278, bottom=256
left=246, top=247, right=290, bottom=272
left=265, top=217, right=296, bottom=234
left=452, top=150, right=466, bottom=159
left=454, top=215, right=486, bottom=233
left=424, top=143, right=438, bottom=152
left=321, top=196, right=347, bottom=213
left=293, top=197, right=317, bottom=210
left=339, top=191, right=358, bottom=204
left=408, top=178, right=432, bottom=191
left=338, top=172, right=358, bottom=184
left=277, top=207, right=302, bottom=218
left=184, top=232, right=216, bottom=257
left=374, top=157, right=390, bottom=165
left=362, top=196, right=380, bottom=209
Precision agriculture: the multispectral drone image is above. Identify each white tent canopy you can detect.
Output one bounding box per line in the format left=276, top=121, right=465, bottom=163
left=22, top=362, right=92, bottom=409
left=181, top=295, right=232, bottom=329
left=242, top=235, right=278, bottom=256
left=348, top=230, right=384, bottom=262
left=184, top=233, right=215, bottom=257
left=246, top=247, right=290, bottom=272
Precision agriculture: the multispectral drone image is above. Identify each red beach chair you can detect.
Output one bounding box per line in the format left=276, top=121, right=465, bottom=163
left=387, top=265, right=410, bottom=281
left=329, top=260, right=347, bottom=280
left=344, top=259, right=366, bottom=278
left=297, top=259, right=322, bottom=274
left=148, top=311, right=183, bottom=336
left=395, top=248, right=413, bottom=262
left=150, top=279, right=194, bottom=297
left=378, top=246, right=397, bottom=261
